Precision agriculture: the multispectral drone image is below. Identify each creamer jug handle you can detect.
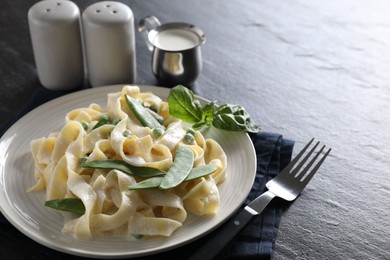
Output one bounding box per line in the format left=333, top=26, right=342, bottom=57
left=138, top=16, right=161, bottom=52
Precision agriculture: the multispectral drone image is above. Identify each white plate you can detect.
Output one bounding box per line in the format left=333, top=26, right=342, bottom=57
left=0, top=85, right=256, bottom=258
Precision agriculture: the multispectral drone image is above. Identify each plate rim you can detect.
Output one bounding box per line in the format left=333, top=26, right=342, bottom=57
left=0, top=84, right=257, bottom=258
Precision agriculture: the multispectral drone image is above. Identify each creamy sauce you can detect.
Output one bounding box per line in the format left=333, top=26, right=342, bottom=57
left=152, top=28, right=200, bottom=51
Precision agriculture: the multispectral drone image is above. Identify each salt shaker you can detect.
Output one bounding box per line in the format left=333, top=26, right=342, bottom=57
left=28, top=0, right=84, bottom=90
left=82, top=1, right=136, bottom=87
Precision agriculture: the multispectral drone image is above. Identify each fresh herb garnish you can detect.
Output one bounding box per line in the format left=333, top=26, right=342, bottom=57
left=213, top=104, right=260, bottom=133
left=167, top=85, right=203, bottom=124
left=168, top=85, right=260, bottom=133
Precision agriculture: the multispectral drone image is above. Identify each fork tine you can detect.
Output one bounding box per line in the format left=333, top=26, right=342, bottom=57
left=296, top=144, right=325, bottom=179
left=291, top=140, right=320, bottom=176
left=283, top=138, right=314, bottom=173
left=300, top=147, right=331, bottom=185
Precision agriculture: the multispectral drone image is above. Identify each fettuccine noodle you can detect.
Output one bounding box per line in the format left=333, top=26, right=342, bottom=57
left=28, top=85, right=227, bottom=240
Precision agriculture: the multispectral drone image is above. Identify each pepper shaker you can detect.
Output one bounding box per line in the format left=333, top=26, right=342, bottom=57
left=82, top=1, right=136, bottom=87
left=28, top=0, right=84, bottom=90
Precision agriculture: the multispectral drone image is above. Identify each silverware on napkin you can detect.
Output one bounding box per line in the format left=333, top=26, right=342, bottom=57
left=188, top=138, right=331, bottom=260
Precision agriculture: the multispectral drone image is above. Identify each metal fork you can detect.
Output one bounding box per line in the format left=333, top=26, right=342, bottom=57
left=188, top=138, right=331, bottom=260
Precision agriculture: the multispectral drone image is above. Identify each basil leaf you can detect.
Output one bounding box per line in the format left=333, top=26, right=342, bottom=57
left=168, top=85, right=203, bottom=124
left=213, top=104, right=260, bottom=133
left=45, top=198, right=85, bottom=214
left=167, top=85, right=261, bottom=133
left=202, top=101, right=216, bottom=127
left=192, top=121, right=206, bottom=130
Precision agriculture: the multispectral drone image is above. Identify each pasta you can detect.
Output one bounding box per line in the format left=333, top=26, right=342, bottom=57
left=28, top=85, right=227, bottom=240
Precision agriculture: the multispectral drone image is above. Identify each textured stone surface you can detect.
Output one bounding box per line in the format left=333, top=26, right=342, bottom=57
left=1, top=0, right=389, bottom=259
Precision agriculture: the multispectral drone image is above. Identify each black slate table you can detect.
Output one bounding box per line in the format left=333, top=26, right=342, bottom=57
left=1, top=0, right=389, bottom=259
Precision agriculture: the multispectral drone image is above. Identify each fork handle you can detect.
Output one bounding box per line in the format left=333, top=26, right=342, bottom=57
left=187, top=191, right=275, bottom=260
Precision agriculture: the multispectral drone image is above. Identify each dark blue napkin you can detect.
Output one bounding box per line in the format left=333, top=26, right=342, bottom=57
left=220, top=132, right=294, bottom=259
left=0, top=87, right=294, bottom=260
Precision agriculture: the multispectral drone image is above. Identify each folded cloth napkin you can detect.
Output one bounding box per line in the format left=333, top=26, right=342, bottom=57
left=0, top=87, right=294, bottom=260
left=219, top=132, right=294, bottom=259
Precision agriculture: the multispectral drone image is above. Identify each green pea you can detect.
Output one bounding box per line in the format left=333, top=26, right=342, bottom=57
left=123, top=129, right=132, bottom=137
left=183, top=132, right=195, bottom=144
left=186, top=128, right=196, bottom=136
left=81, top=121, right=89, bottom=131
left=93, top=114, right=110, bottom=129
left=152, top=127, right=164, bottom=138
